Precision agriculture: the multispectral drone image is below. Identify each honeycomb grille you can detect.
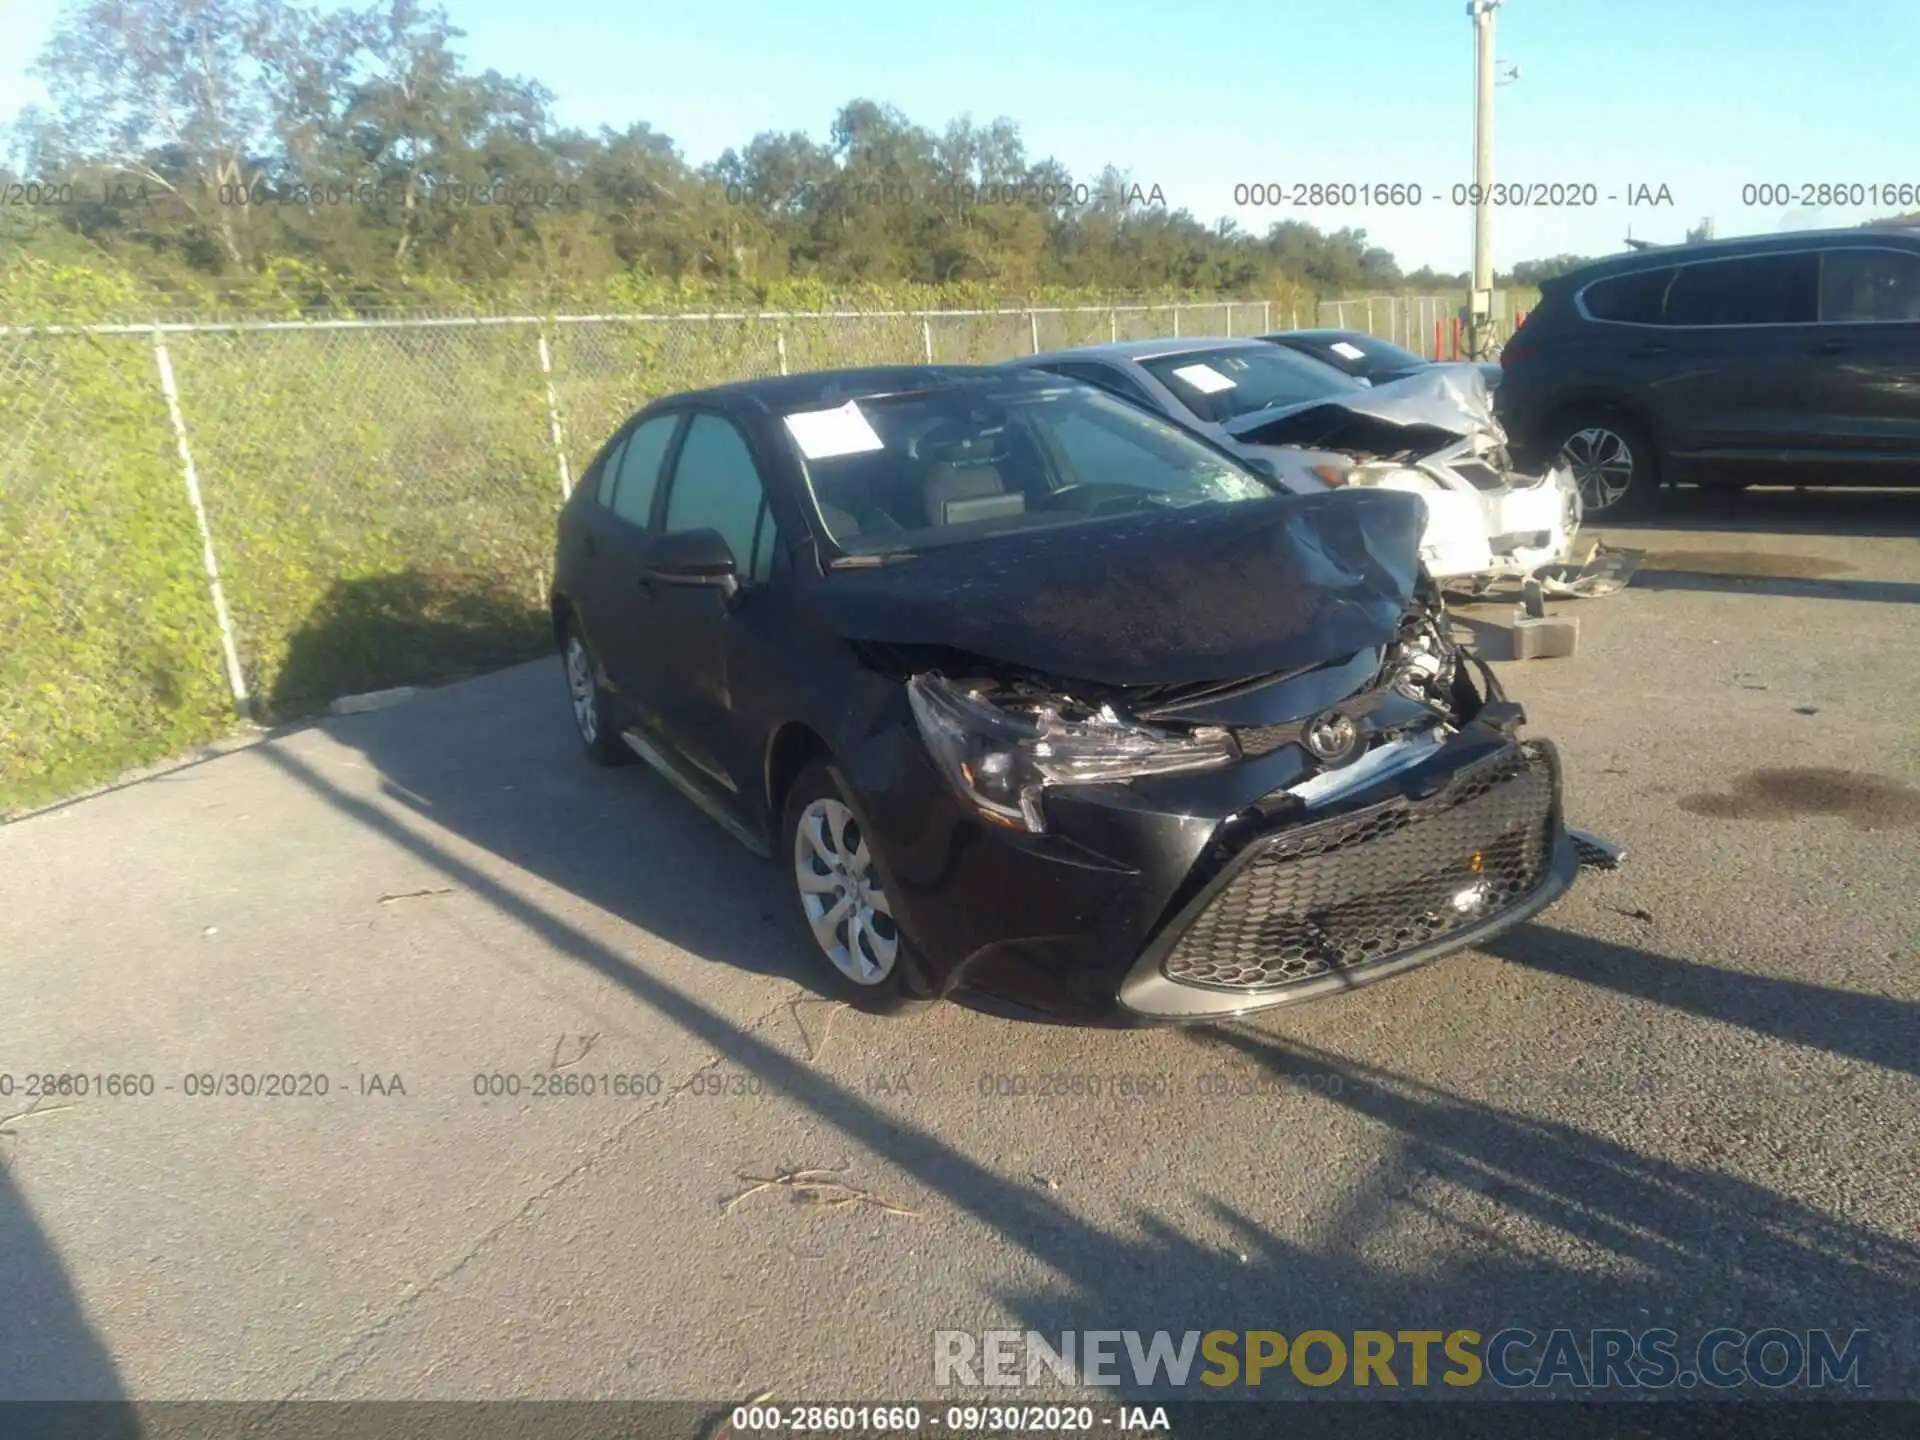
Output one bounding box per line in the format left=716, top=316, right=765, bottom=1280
left=1232, top=722, right=1300, bottom=758
left=1161, top=741, right=1559, bottom=991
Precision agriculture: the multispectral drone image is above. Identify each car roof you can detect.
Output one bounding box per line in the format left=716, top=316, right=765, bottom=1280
left=1553, top=226, right=1920, bottom=287
left=1258, top=328, right=1382, bottom=344
left=1009, top=336, right=1279, bottom=365
left=649, top=364, right=1063, bottom=414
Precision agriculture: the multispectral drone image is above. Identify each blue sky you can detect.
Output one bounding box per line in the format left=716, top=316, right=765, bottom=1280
left=4, top=0, right=1917, bottom=271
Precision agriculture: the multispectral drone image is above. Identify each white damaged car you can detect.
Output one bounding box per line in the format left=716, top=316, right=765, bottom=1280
left=1005, top=337, right=1582, bottom=587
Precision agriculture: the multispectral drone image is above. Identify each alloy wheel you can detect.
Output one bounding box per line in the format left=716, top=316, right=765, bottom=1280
left=565, top=635, right=598, bottom=744
left=1560, top=427, right=1635, bottom=513
left=793, top=797, right=899, bottom=984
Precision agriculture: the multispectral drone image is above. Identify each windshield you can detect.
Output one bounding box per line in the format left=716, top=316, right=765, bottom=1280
left=786, top=381, right=1278, bottom=556
left=1136, top=345, right=1363, bottom=424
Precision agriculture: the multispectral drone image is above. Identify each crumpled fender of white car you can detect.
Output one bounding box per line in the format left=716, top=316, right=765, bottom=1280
left=1365, top=470, right=1496, bottom=578
left=1347, top=460, right=1580, bottom=582
left=1226, top=367, right=1583, bottom=584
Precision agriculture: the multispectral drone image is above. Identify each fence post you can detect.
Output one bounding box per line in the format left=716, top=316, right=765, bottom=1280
left=535, top=326, right=573, bottom=502
left=1028, top=310, right=1039, bottom=354
left=1224, top=303, right=1232, bottom=337
left=923, top=316, right=934, bottom=364
left=150, top=324, right=250, bottom=718
left=1264, top=300, right=1272, bottom=332
left=1172, top=306, right=1180, bottom=338
left=777, top=327, right=789, bottom=375
left=1110, top=308, right=1118, bottom=342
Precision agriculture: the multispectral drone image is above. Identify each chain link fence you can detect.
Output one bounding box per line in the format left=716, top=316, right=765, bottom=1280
left=0, top=295, right=1402, bottom=811
left=0, top=329, right=235, bottom=803
left=1316, top=291, right=1537, bottom=357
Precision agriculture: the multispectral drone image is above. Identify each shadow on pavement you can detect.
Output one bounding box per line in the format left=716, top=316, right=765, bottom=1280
left=1483, top=923, right=1918, bottom=1080
left=255, top=695, right=1920, bottom=1400
left=1601, top=486, right=1920, bottom=541
left=295, top=656, right=828, bottom=995
left=0, top=1164, right=139, bottom=1429
left=1004, top=1016, right=1920, bottom=1400
left=1628, top=570, right=1920, bottom=605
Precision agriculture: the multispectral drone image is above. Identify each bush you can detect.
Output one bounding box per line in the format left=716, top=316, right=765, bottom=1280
left=0, top=269, right=237, bottom=814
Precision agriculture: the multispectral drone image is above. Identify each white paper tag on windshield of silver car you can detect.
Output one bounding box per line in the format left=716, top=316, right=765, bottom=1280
left=783, top=400, right=886, bottom=460
left=1169, top=362, right=1237, bottom=394
left=1330, top=341, right=1368, bottom=361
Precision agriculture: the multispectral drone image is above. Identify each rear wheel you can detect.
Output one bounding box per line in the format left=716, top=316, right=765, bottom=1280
left=561, top=620, right=632, bottom=767
left=1550, top=413, right=1659, bottom=519
left=783, top=761, right=917, bottom=1012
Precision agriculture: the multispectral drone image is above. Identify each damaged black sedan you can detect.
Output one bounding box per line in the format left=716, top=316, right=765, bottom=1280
left=551, top=366, right=1595, bottom=1021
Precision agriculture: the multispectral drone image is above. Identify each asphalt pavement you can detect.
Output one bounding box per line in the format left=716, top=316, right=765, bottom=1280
left=2, top=487, right=1917, bottom=1404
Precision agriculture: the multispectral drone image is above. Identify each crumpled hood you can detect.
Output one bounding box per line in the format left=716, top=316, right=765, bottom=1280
left=1223, top=367, right=1506, bottom=453
left=812, top=488, right=1426, bottom=688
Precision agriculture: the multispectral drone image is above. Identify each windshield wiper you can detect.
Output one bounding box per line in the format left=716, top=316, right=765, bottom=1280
left=828, top=550, right=918, bottom=569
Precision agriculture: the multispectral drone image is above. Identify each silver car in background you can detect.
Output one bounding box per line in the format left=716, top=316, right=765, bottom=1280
left=1001, top=338, right=1581, bottom=587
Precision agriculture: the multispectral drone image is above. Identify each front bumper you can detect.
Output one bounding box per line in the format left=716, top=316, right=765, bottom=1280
left=848, top=707, right=1578, bottom=1023
left=1480, top=464, right=1582, bottom=577
left=1118, top=739, right=1576, bottom=1020
left=1395, top=464, right=1581, bottom=583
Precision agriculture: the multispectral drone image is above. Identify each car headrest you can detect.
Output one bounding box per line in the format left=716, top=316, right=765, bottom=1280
left=909, top=417, right=1014, bottom=467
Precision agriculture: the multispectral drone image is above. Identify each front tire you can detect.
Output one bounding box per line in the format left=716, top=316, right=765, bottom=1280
left=561, top=621, right=632, bottom=767
left=1550, top=412, right=1659, bottom=518
left=782, top=761, right=917, bottom=1013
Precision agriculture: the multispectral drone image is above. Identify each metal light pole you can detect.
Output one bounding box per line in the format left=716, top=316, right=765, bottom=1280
left=1467, top=0, right=1501, bottom=360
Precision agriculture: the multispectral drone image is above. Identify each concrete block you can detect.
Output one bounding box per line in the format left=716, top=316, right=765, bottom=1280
left=1509, top=613, right=1579, bottom=660
left=1450, top=607, right=1579, bottom=661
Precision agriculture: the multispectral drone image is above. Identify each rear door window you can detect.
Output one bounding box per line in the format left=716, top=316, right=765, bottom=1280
left=606, top=414, right=681, bottom=528
left=1819, top=248, right=1920, bottom=323
left=590, top=435, right=629, bottom=507
left=1581, top=267, right=1677, bottom=324
left=1662, top=253, right=1818, bottom=326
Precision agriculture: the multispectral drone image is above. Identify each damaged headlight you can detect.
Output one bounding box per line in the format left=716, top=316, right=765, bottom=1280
left=1383, top=609, right=1457, bottom=707
left=906, top=673, right=1237, bottom=833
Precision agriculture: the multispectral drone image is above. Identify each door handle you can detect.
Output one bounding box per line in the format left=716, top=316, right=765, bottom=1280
left=582, top=535, right=597, bottom=558
left=1808, top=338, right=1848, bottom=355
left=1628, top=343, right=1668, bottom=359
left=638, top=574, right=655, bottom=598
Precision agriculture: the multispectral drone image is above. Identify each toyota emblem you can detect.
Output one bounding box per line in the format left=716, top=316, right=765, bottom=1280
left=1304, top=710, right=1359, bottom=763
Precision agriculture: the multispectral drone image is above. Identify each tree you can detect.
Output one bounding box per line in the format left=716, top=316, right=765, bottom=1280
left=7, top=1, right=1573, bottom=307
left=1506, top=254, right=1595, bottom=285
left=24, top=0, right=295, bottom=267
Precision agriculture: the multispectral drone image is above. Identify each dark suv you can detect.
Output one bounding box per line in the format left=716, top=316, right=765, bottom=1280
left=1497, top=227, right=1920, bottom=516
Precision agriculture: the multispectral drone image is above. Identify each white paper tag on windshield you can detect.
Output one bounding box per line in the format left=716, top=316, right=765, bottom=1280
left=783, top=400, right=885, bottom=460
left=1170, top=362, right=1236, bottom=394
left=1330, top=341, right=1368, bottom=361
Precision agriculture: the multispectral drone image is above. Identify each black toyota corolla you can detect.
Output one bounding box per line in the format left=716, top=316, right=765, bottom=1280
left=551, top=365, right=1598, bottom=1022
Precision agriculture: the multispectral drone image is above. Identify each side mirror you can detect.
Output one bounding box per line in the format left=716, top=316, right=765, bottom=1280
left=1245, top=455, right=1280, bottom=480
left=646, top=527, right=739, bottom=600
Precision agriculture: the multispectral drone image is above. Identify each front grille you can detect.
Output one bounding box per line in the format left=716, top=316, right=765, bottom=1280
left=1232, top=722, right=1300, bottom=758
left=1160, top=741, right=1559, bottom=991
